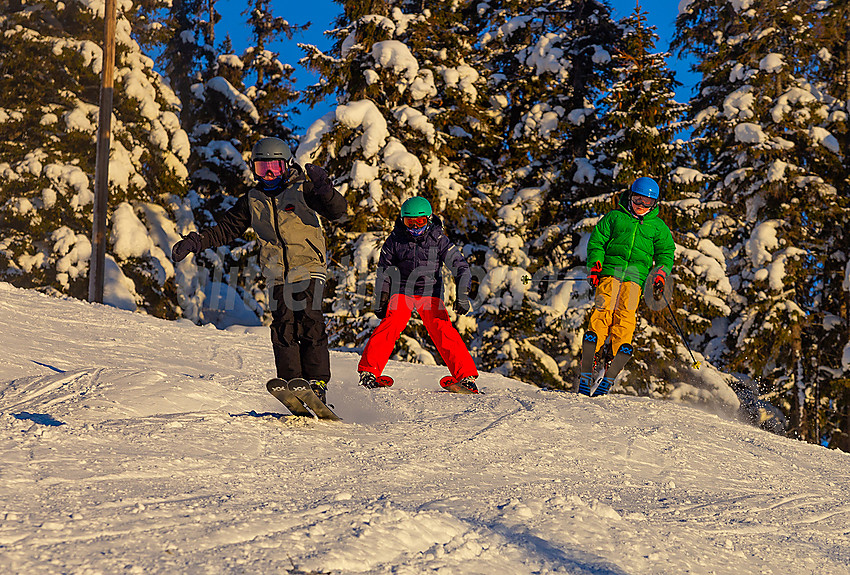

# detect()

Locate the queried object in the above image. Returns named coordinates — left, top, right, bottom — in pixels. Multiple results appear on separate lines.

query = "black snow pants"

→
left=270, top=279, right=330, bottom=382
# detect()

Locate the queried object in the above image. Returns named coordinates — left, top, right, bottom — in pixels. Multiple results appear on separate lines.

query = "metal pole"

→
left=662, top=292, right=701, bottom=369
left=88, top=0, right=117, bottom=303
left=521, top=275, right=590, bottom=285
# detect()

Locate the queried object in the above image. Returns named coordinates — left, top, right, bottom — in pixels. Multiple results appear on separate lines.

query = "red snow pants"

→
left=358, top=294, right=478, bottom=380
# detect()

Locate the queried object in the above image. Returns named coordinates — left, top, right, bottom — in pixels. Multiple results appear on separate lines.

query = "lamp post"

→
left=88, top=0, right=117, bottom=303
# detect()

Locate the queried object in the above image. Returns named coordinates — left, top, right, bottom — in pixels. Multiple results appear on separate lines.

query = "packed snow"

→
left=1, top=283, right=849, bottom=574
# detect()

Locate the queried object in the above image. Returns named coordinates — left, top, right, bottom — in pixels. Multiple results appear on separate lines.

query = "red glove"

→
left=588, top=261, right=602, bottom=288
left=653, top=269, right=666, bottom=298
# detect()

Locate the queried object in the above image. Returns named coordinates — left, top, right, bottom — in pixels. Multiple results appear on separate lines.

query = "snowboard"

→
left=440, top=375, right=479, bottom=394
left=266, top=378, right=341, bottom=421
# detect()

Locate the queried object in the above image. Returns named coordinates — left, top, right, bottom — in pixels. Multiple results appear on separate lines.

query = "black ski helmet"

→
left=251, top=137, right=293, bottom=172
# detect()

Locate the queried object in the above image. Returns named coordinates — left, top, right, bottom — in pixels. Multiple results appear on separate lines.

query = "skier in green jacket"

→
left=578, top=176, right=675, bottom=396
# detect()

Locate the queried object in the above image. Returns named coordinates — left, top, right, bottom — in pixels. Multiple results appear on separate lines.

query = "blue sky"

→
left=218, top=0, right=698, bottom=132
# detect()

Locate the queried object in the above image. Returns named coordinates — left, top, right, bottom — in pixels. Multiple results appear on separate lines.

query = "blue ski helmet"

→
left=630, top=177, right=660, bottom=200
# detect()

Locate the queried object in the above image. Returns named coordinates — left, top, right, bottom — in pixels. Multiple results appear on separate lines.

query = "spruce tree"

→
left=0, top=0, right=192, bottom=317
left=797, top=0, right=850, bottom=447
left=243, top=0, right=305, bottom=139
left=468, top=0, right=620, bottom=387
left=674, top=0, right=849, bottom=442
left=154, top=0, right=304, bottom=326
left=586, top=5, right=727, bottom=400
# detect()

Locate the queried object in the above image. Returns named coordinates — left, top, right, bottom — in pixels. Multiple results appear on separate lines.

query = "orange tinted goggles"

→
left=403, top=216, right=429, bottom=228
left=631, top=194, right=657, bottom=208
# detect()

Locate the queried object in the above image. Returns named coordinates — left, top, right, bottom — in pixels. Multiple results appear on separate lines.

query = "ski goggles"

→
left=403, top=216, right=429, bottom=229
left=630, top=193, right=657, bottom=209
left=254, top=159, right=288, bottom=180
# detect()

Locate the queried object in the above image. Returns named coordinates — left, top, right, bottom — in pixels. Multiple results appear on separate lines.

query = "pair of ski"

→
left=366, top=375, right=478, bottom=394
left=578, top=332, right=632, bottom=396
left=266, top=378, right=341, bottom=421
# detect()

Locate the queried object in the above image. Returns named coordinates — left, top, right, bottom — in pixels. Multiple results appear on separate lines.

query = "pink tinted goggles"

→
left=254, top=159, right=287, bottom=180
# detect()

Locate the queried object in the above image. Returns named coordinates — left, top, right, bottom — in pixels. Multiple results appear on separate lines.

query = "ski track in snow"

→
left=0, top=284, right=849, bottom=574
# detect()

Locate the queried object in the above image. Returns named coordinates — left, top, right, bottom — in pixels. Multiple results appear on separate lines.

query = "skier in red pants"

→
left=358, top=197, right=479, bottom=392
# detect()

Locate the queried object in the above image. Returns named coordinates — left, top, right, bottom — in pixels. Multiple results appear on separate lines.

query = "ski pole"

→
left=521, top=275, right=589, bottom=285
left=662, top=291, right=701, bottom=369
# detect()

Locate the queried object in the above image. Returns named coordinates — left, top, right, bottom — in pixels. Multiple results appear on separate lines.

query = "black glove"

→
left=375, top=292, right=390, bottom=319
left=454, top=297, right=471, bottom=315
left=171, top=232, right=203, bottom=263
left=305, top=163, right=333, bottom=200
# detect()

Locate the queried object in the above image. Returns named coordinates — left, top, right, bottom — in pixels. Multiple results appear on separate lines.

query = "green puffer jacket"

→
left=586, top=192, right=675, bottom=288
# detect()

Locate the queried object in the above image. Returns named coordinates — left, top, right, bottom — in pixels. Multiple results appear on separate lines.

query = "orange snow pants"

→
left=358, top=294, right=478, bottom=381
left=589, top=276, right=642, bottom=355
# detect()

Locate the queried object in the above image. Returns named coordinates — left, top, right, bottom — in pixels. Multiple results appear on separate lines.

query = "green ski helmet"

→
left=400, top=196, right=432, bottom=218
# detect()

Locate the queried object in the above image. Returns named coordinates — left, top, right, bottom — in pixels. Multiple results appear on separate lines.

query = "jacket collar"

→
left=259, top=166, right=306, bottom=198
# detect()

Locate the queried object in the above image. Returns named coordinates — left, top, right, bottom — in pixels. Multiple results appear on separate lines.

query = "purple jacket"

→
left=377, top=216, right=471, bottom=300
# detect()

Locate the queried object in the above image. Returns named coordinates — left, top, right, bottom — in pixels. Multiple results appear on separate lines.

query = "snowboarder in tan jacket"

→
left=171, top=137, right=347, bottom=404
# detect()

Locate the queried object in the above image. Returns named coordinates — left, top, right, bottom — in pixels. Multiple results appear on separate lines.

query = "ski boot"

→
left=310, top=379, right=330, bottom=405
left=359, top=371, right=379, bottom=389
left=359, top=371, right=394, bottom=389
left=456, top=376, right=479, bottom=393
left=577, top=331, right=598, bottom=395
left=592, top=341, right=613, bottom=373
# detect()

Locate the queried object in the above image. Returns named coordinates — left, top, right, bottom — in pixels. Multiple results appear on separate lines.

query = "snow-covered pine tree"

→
left=242, top=0, right=304, bottom=139
left=190, top=0, right=308, bottom=326
left=145, top=0, right=215, bottom=127
left=793, top=0, right=850, bottom=446
left=808, top=0, right=849, bottom=158
left=468, top=1, right=620, bottom=388
left=674, top=0, right=847, bottom=442
left=0, top=0, right=192, bottom=317
left=297, top=1, right=494, bottom=364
